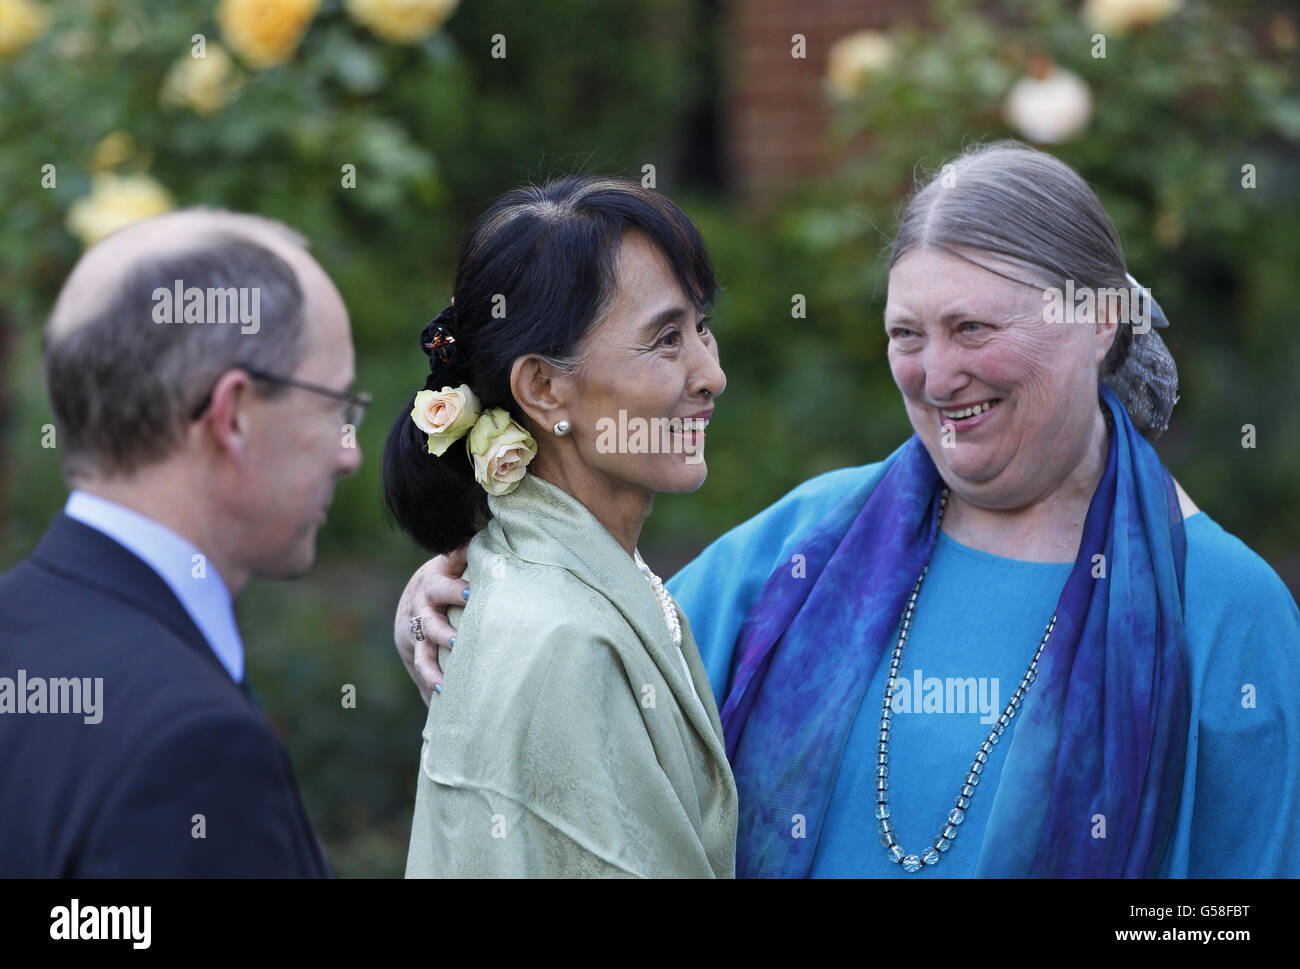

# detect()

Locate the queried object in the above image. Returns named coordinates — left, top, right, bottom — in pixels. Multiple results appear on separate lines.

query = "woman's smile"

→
left=937, top=397, right=1003, bottom=432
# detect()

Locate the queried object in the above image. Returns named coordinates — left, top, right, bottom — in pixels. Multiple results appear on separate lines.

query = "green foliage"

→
left=0, top=0, right=708, bottom=877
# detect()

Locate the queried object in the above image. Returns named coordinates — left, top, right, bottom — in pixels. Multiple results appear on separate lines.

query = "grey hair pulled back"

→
left=888, top=140, right=1178, bottom=439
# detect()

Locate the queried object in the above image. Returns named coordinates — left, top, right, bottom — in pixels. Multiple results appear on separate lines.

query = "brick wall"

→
left=726, top=0, right=921, bottom=200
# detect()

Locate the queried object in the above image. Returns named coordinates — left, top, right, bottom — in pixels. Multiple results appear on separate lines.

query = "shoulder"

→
left=1181, top=513, right=1300, bottom=691
left=681, top=458, right=893, bottom=574
left=456, top=532, right=633, bottom=681
left=1183, top=513, right=1296, bottom=612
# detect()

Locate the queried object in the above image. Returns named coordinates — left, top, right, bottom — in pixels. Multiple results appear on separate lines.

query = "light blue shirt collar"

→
left=64, top=490, right=245, bottom=683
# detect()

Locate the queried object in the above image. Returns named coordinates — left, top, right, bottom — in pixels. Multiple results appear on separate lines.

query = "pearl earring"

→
left=553, top=419, right=571, bottom=436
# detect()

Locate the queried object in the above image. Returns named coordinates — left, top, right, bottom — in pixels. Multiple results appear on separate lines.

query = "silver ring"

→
left=409, top=616, right=425, bottom=642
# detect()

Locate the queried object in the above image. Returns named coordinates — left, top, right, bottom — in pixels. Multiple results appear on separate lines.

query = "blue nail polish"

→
left=449, top=637, right=456, bottom=648
left=434, top=683, right=442, bottom=695
left=462, top=589, right=470, bottom=601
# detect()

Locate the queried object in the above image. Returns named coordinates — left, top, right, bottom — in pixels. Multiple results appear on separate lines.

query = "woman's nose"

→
left=922, top=340, right=967, bottom=402
left=689, top=338, right=726, bottom=399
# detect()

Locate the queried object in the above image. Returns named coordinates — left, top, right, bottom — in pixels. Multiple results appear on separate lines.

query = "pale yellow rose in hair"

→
left=1083, top=0, right=1180, bottom=37
left=161, top=44, right=245, bottom=115
left=825, top=30, right=892, bottom=101
left=0, top=0, right=49, bottom=60
left=346, top=0, right=459, bottom=45
left=66, top=173, right=174, bottom=248
left=411, top=384, right=481, bottom=456
left=219, top=0, right=319, bottom=70
left=467, top=408, right=538, bottom=497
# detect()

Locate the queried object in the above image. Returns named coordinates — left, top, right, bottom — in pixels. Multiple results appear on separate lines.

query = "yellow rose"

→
left=218, top=0, right=319, bottom=70
left=345, top=0, right=459, bottom=45
left=825, top=30, right=892, bottom=101
left=90, top=131, right=136, bottom=172
left=161, top=44, right=244, bottom=115
left=467, top=408, right=537, bottom=497
left=0, top=0, right=49, bottom=60
left=66, top=173, right=174, bottom=248
left=412, top=384, right=481, bottom=456
left=1082, top=0, right=1180, bottom=37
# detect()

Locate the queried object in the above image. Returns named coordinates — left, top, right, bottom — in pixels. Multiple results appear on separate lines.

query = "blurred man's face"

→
left=238, top=252, right=362, bottom=578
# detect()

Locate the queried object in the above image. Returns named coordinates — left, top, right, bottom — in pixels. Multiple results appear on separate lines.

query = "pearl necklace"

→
left=877, top=488, right=1056, bottom=872
left=633, top=550, right=682, bottom=649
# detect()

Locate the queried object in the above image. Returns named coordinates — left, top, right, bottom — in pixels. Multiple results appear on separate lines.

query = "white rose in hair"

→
left=411, top=384, right=481, bottom=456
left=467, top=408, right=538, bottom=496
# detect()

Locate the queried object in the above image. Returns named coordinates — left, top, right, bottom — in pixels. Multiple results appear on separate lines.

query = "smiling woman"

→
left=383, top=175, right=736, bottom=877
left=396, top=144, right=1300, bottom=879
left=665, top=141, right=1300, bottom=877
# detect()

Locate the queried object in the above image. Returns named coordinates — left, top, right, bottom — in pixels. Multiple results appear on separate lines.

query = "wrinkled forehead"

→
left=46, top=209, right=312, bottom=341
left=886, top=246, right=1051, bottom=323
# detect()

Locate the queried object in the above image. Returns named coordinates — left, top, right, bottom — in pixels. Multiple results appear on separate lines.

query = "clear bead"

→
left=902, top=854, right=922, bottom=873
left=888, top=844, right=904, bottom=863
left=921, top=847, right=940, bottom=865
left=875, top=804, right=890, bottom=820
left=948, top=807, right=965, bottom=825
left=955, top=795, right=971, bottom=810
left=942, top=824, right=958, bottom=839
left=960, top=784, right=975, bottom=797
left=935, top=837, right=951, bottom=852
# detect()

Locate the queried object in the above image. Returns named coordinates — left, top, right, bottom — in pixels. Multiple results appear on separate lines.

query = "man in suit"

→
left=0, top=209, right=365, bottom=875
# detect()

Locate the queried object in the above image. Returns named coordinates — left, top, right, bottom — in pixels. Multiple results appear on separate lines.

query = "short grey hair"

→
left=44, top=235, right=306, bottom=480
left=889, top=139, right=1178, bottom=438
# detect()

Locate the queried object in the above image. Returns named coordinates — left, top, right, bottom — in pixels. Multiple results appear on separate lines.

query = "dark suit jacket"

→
left=0, top=514, right=332, bottom=877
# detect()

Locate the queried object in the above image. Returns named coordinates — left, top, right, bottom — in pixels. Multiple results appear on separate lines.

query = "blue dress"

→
left=667, top=462, right=1300, bottom=877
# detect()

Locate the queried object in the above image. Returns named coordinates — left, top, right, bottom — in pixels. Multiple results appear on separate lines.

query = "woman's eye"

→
left=890, top=327, right=917, bottom=340
left=658, top=329, right=681, bottom=347
left=959, top=321, right=985, bottom=333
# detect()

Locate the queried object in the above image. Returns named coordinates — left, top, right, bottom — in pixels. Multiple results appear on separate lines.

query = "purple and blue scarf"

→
left=720, top=386, right=1189, bottom=876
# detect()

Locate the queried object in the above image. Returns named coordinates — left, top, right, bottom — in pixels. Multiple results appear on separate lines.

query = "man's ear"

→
left=510, top=355, right=572, bottom=435
left=199, top=369, right=255, bottom=463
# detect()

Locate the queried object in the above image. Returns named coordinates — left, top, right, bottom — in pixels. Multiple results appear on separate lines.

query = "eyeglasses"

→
left=190, top=367, right=373, bottom=429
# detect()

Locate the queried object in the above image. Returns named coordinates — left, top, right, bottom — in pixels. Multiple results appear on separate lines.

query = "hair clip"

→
left=423, top=325, right=457, bottom=364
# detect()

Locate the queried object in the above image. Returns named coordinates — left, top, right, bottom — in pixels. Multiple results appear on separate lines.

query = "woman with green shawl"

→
left=381, top=176, right=737, bottom=877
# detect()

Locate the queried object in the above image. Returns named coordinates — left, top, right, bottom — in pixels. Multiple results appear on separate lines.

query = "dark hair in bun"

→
left=381, top=174, right=718, bottom=553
